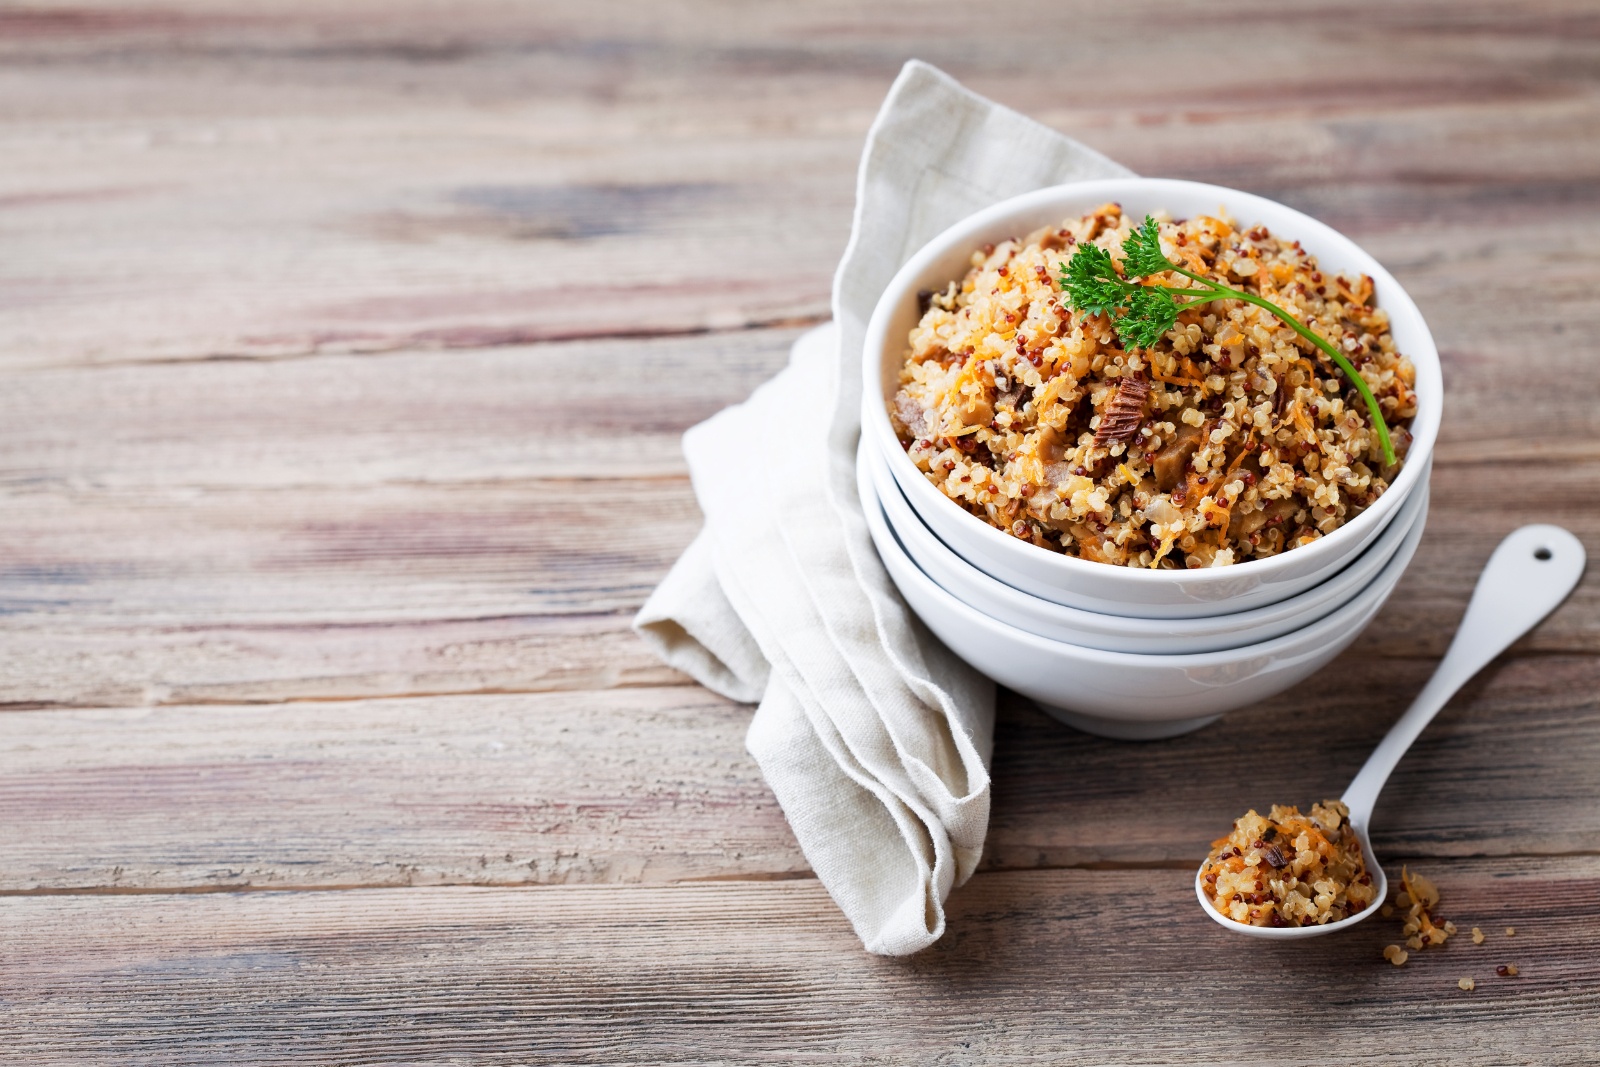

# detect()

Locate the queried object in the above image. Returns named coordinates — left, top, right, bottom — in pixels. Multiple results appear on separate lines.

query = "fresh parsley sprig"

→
left=1057, top=216, right=1396, bottom=465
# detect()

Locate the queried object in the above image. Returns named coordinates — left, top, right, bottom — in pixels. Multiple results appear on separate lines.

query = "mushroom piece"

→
left=1151, top=422, right=1204, bottom=491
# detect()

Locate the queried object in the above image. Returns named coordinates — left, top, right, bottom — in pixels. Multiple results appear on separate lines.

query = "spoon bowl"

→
left=1197, top=524, right=1586, bottom=938
left=1195, top=821, right=1387, bottom=939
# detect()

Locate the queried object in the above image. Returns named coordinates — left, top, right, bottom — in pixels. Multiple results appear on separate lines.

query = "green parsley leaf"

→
left=1117, top=286, right=1180, bottom=349
left=1119, top=215, right=1177, bottom=279
left=1056, top=242, right=1128, bottom=317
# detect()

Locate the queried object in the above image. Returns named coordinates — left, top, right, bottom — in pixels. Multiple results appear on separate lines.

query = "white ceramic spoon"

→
left=1197, top=524, right=1587, bottom=938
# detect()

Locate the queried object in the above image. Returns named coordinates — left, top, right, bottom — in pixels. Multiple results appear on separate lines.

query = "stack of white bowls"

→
left=858, top=179, right=1442, bottom=740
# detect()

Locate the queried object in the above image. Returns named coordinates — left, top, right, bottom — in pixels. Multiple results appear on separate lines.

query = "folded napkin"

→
left=635, top=60, right=1133, bottom=955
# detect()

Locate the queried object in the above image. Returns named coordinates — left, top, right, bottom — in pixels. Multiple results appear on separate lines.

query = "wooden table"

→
left=4, top=3, right=1599, bottom=1062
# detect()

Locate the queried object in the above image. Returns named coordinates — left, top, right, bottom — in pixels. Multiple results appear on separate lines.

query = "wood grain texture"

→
left=4, top=451, right=1599, bottom=709
left=0, top=686, right=801, bottom=891
left=4, top=659, right=1597, bottom=892
left=4, top=0, right=1600, bottom=1060
left=1, top=1, right=1599, bottom=368
left=2, top=329, right=1600, bottom=711
left=0, top=612, right=690, bottom=711
left=4, top=861, right=1598, bottom=1065
left=0, top=329, right=799, bottom=490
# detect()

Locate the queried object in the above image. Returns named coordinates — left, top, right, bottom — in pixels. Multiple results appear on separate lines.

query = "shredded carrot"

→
left=1334, top=274, right=1373, bottom=307
left=1034, top=374, right=1070, bottom=412
left=1149, top=530, right=1179, bottom=569
left=1291, top=403, right=1328, bottom=457
left=1151, top=369, right=1206, bottom=389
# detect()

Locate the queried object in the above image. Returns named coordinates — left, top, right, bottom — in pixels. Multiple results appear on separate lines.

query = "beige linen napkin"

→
left=635, top=60, right=1132, bottom=955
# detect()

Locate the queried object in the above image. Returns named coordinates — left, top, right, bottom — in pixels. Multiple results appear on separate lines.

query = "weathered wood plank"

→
left=9, top=494, right=1591, bottom=710
left=3, top=860, right=1597, bottom=1065
left=0, top=686, right=803, bottom=891
left=2, top=448, right=1595, bottom=689
left=0, top=478, right=702, bottom=620
left=0, top=329, right=799, bottom=491
left=4, top=654, right=1596, bottom=892
left=0, top=612, right=690, bottom=711
left=6, top=450, right=1597, bottom=700
left=2, top=2, right=1599, bottom=367
left=988, top=656, right=1600, bottom=870
left=0, top=319, right=1597, bottom=709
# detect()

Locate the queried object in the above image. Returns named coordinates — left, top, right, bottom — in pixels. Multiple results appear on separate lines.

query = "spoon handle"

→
left=1341, top=524, right=1586, bottom=827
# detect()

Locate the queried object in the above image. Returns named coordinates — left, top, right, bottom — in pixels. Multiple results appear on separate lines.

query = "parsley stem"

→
left=1157, top=267, right=1396, bottom=466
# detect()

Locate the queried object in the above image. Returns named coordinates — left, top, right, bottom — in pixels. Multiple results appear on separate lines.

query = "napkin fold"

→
left=635, top=60, right=1133, bottom=955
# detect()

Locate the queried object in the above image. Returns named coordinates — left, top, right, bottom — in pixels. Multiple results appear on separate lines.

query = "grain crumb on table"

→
left=1472, top=926, right=1485, bottom=944
left=1395, top=868, right=1450, bottom=950
left=1459, top=977, right=1476, bottom=991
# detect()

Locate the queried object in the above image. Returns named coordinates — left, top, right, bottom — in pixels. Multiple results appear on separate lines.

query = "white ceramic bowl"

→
left=863, top=177, right=1441, bottom=619
left=857, top=441, right=1428, bottom=740
left=868, top=440, right=1430, bottom=655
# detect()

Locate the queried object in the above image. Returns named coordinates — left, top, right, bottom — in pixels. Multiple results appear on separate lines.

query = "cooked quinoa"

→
left=1383, top=867, right=1459, bottom=963
left=1394, top=866, right=1454, bottom=950
left=1200, top=800, right=1376, bottom=927
left=890, top=203, right=1418, bottom=568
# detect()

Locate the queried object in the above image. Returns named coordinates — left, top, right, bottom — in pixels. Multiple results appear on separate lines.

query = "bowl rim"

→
left=857, top=438, right=1428, bottom=667
left=861, top=176, right=1442, bottom=590
left=866, top=436, right=1430, bottom=639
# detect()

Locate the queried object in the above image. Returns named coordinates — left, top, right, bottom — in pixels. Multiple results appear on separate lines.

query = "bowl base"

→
left=1035, top=705, right=1222, bottom=741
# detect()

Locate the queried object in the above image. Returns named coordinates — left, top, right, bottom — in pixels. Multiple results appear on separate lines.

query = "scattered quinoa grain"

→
left=1383, top=945, right=1408, bottom=966
left=1496, top=964, right=1519, bottom=977
left=1472, top=927, right=1484, bottom=944
left=1381, top=904, right=1394, bottom=918
left=1391, top=867, right=1450, bottom=952
left=1459, top=977, right=1476, bottom=991
left=1505, top=927, right=1516, bottom=937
